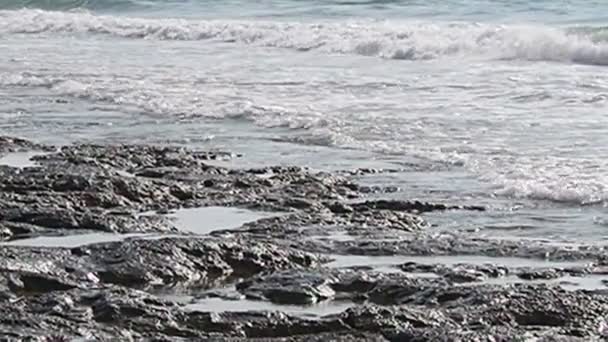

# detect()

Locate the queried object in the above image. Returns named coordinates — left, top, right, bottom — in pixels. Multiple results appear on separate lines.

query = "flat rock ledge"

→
left=0, top=136, right=607, bottom=341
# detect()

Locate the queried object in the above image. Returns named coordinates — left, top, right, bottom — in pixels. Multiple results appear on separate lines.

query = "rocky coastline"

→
left=0, top=136, right=607, bottom=341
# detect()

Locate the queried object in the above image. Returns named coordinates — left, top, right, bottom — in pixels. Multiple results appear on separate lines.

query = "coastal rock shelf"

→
left=0, top=136, right=607, bottom=340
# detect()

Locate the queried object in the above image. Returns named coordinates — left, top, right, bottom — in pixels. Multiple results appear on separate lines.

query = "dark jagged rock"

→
left=237, top=271, right=337, bottom=304
left=183, top=310, right=348, bottom=338
left=84, top=237, right=321, bottom=287
left=517, top=269, right=563, bottom=280
left=313, top=232, right=606, bottom=262
left=7, top=272, right=77, bottom=293
left=0, top=137, right=606, bottom=340
left=1, top=280, right=607, bottom=340
left=337, top=305, right=454, bottom=332
left=1, top=138, right=481, bottom=240
left=0, top=236, right=321, bottom=297
left=398, top=262, right=509, bottom=283
left=0, top=136, right=50, bottom=153
left=241, top=332, right=389, bottom=341
left=351, top=199, right=485, bottom=213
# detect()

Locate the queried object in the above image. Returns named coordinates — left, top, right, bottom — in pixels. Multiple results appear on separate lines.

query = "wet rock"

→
left=468, top=285, right=608, bottom=336
left=399, top=262, right=436, bottom=273
left=43, top=144, right=230, bottom=171
left=0, top=235, right=321, bottom=296
left=441, top=267, right=487, bottom=283
left=243, top=332, right=389, bottom=341
left=340, top=305, right=453, bottom=331
left=1, top=137, right=606, bottom=340
left=0, top=254, right=607, bottom=339
left=326, top=202, right=354, bottom=214
left=351, top=199, right=484, bottom=213
left=235, top=179, right=253, bottom=189
left=0, top=286, right=185, bottom=340
left=83, top=237, right=321, bottom=287
left=358, top=186, right=400, bottom=194
left=1, top=207, right=175, bottom=235
left=330, top=273, right=382, bottom=294
left=517, top=269, right=562, bottom=280
left=185, top=310, right=349, bottom=338
left=283, top=198, right=319, bottom=210
left=0, top=221, right=47, bottom=241
left=7, top=272, right=77, bottom=293
left=365, top=278, right=446, bottom=305
left=237, top=270, right=337, bottom=304
left=319, top=233, right=606, bottom=262
left=1, top=138, right=482, bottom=242
left=2, top=208, right=81, bottom=230
left=432, top=263, right=508, bottom=283
left=0, top=136, right=48, bottom=153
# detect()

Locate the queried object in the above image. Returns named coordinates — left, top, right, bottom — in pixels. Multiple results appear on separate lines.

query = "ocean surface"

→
left=1, top=0, right=607, bottom=243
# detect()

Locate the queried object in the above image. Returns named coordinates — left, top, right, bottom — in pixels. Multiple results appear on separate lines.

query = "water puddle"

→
left=306, top=230, right=406, bottom=243
left=115, top=169, right=135, bottom=178
left=168, top=206, right=275, bottom=235
left=254, top=172, right=276, bottom=180
left=0, top=151, right=46, bottom=168
left=182, top=296, right=353, bottom=318
left=326, top=254, right=603, bottom=290
left=2, top=232, right=152, bottom=248
left=481, top=275, right=607, bottom=291
left=326, top=254, right=592, bottom=272
left=306, top=231, right=356, bottom=242
left=2, top=206, right=273, bottom=248
left=154, top=284, right=353, bottom=318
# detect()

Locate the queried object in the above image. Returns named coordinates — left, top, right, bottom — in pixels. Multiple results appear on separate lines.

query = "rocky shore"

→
left=0, top=136, right=607, bottom=341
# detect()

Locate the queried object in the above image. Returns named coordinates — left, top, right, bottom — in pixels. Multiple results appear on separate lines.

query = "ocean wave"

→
left=3, top=72, right=607, bottom=207
left=1, top=9, right=608, bottom=66
left=495, top=180, right=607, bottom=206
left=0, top=0, right=143, bottom=11
left=480, top=157, right=608, bottom=206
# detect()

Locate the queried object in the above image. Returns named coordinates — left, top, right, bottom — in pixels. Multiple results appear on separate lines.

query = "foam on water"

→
left=2, top=68, right=606, bottom=207
left=494, top=178, right=608, bottom=205
left=1, top=71, right=606, bottom=207
left=2, top=10, right=608, bottom=66
left=474, top=156, right=608, bottom=206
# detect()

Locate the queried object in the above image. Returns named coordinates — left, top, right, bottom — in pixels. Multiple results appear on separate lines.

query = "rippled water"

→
left=1, top=0, right=607, bottom=242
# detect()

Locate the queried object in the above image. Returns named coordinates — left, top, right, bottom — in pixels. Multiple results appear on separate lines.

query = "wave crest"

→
left=1, top=9, right=608, bottom=66
left=495, top=180, right=607, bottom=205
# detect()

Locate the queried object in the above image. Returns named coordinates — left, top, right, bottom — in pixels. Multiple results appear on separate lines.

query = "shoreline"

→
left=0, top=136, right=607, bottom=340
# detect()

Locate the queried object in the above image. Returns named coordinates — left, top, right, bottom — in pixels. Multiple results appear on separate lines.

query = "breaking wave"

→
left=495, top=180, right=608, bottom=206
left=1, top=9, right=608, bottom=66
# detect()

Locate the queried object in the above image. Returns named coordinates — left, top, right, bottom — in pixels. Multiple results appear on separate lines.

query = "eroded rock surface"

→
left=0, top=137, right=607, bottom=340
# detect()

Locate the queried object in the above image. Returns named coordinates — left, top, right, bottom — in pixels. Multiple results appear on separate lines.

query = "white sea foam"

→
left=473, top=156, right=608, bottom=206
left=495, top=179, right=608, bottom=205
left=1, top=9, right=608, bottom=65
left=1, top=9, right=607, bottom=207
left=3, top=73, right=606, bottom=207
